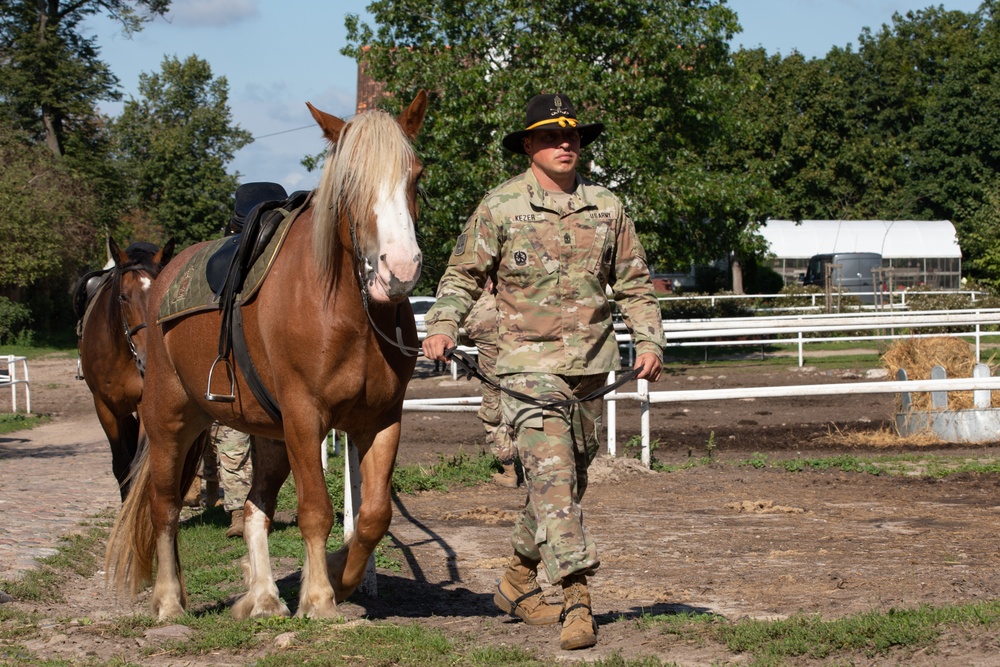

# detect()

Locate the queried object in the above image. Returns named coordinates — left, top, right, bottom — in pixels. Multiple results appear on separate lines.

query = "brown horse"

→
left=106, top=91, right=427, bottom=621
left=77, top=238, right=174, bottom=500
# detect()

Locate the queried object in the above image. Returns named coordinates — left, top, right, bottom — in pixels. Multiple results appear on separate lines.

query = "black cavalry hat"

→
left=502, top=93, right=604, bottom=155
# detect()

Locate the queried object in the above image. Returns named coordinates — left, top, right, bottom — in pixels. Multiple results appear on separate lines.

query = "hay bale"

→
left=881, top=336, right=994, bottom=411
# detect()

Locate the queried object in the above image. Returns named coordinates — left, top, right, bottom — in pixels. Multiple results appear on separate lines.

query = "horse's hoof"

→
left=153, top=600, right=185, bottom=622
left=295, top=597, right=341, bottom=619
left=232, top=593, right=290, bottom=620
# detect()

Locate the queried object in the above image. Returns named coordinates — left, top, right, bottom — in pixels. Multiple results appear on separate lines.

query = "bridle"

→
left=116, top=264, right=154, bottom=377
left=347, top=205, right=423, bottom=358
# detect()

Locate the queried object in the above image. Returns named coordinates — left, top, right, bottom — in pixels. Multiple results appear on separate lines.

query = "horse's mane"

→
left=312, top=110, right=416, bottom=279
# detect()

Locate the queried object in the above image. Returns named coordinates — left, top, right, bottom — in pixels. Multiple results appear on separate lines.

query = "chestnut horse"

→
left=77, top=238, right=174, bottom=500
left=106, top=91, right=427, bottom=621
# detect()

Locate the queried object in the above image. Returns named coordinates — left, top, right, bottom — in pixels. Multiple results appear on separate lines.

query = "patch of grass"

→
left=255, top=622, right=455, bottom=666
left=391, top=449, right=495, bottom=493
left=0, top=345, right=76, bottom=360
left=103, top=614, right=158, bottom=639
left=775, top=454, right=885, bottom=475
left=0, top=607, right=42, bottom=642
left=0, top=412, right=48, bottom=434
left=717, top=605, right=976, bottom=661
left=1, top=525, right=108, bottom=602
left=628, top=601, right=1000, bottom=665
left=734, top=451, right=1000, bottom=479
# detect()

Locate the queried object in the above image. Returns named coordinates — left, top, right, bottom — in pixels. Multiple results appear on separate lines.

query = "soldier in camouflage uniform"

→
left=462, top=283, right=519, bottom=487
left=210, top=423, right=253, bottom=538
left=423, top=93, right=665, bottom=651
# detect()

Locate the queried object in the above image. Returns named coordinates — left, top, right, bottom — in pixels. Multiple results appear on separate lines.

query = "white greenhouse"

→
left=760, top=219, right=962, bottom=289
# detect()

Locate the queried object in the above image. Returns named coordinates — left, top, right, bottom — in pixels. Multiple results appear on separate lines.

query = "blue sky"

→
left=85, top=0, right=983, bottom=194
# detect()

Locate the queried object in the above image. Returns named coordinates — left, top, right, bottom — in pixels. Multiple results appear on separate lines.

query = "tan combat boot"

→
left=493, top=553, right=562, bottom=625
left=491, top=461, right=519, bottom=488
left=182, top=475, right=202, bottom=507
left=225, top=509, right=245, bottom=539
left=560, top=573, right=597, bottom=650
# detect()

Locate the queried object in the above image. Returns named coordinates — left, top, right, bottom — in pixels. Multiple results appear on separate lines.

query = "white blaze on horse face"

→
left=140, top=276, right=152, bottom=291
left=369, top=177, right=422, bottom=302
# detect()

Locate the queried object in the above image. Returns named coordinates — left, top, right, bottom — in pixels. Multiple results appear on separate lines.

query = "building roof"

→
left=761, top=220, right=962, bottom=259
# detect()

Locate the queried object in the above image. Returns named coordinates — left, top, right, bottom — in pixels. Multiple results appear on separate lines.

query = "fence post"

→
left=606, top=371, right=617, bottom=457
left=798, top=331, right=804, bottom=368
left=639, top=379, right=650, bottom=468
left=976, top=322, right=982, bottom=362
left=344, top=440, right=377, bottom=597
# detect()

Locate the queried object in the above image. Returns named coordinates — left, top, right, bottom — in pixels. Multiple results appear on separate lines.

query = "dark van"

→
left=802, top=252, right=882, bottom=300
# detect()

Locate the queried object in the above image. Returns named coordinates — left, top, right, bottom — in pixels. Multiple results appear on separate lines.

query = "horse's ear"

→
left=108, top=237, right=128, bottom=267
left=306, top=101, right=347, bottom=144
left=398, top=90, right=428, bottom=140
left=156, top=238, right=176, bottom=266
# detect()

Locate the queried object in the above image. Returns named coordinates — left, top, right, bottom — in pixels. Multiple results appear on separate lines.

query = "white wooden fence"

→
left=624, top=308, right=1000, bottom=367
left=1, top=355, right=30, bottom=413
left=405, top=307, right=1000, bottom=468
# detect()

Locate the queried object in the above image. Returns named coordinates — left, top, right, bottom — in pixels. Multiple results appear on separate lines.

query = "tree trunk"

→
left=37, top=1, right=64, bottom=156
left=731, top=254, right=745, bottom=294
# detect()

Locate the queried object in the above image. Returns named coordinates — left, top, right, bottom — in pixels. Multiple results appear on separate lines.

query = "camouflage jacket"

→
left=426, top=168, right=665, bottom=376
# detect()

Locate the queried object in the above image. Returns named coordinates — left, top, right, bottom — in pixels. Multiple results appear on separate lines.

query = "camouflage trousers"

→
left=500, top=372, right=605, bottom=585
left=476, top=339, right=515, bottom=462
left=203, top=424, right=253, bottom=512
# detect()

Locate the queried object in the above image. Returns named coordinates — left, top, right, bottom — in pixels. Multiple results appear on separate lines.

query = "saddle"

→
left=73, top=269, right=110, bottom=321
left=206, top=183, right=310, bottom=420
left=206, top=182, right=291, bottom=295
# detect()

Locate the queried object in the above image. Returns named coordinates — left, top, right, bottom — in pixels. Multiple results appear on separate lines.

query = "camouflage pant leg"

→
left=212, top=424, right=253, bottom=512
left=500, top=373, right=605, bottom=585
left=476, top=340, right=516, bottom=462
left=202, top=434, right=219, bottom=485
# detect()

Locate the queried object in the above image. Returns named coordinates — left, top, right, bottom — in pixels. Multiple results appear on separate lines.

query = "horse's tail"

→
left=105, top=431, right=155, bottom=598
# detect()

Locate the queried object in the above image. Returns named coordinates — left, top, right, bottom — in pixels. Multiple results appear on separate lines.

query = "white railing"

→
left=405, top=308, right=1000, bottom=469
left=613, top=308, right=1000, bottom=367
left=0, top=355, right=30, bottom=413
left=657, top=289, right=988, bottom=310
left=605, top=373, right=1000, bottom=469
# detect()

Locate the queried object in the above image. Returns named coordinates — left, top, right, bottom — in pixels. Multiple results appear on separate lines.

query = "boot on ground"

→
left=493, top=553, right=561, bottom=625
left=182, top=475, right=202, bottom=507
left=491, top=461, right=519, bottom=488
left=560, top=573, right=597, bottom=650
left=225, top=509, right=245, bottom=539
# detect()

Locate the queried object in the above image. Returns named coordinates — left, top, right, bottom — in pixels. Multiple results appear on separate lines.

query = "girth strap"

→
left=232, top=303, right=282, bottom=423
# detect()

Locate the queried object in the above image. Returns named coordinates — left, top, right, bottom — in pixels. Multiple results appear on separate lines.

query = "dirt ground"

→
left=5, top=353, right=1000, bottom=666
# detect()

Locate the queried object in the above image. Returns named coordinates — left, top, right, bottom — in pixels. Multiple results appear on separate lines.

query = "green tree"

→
left=0, top=0, right=169, bottom=158
left=0, top=126, right=98, bottom=289
left=111, top=55, right=253, bottom=246
left=344, top=0, right=774, bottom=290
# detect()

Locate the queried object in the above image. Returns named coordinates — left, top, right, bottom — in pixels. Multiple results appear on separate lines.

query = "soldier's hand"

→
left=422, top=334, right=456, bottom=362
left=634, top=352, right=662, bottom=382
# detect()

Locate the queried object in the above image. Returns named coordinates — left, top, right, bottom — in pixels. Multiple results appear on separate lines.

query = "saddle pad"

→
left=157, top=203, right=304, bottom=325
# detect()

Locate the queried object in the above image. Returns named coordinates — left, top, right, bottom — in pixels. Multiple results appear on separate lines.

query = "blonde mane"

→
left=312, top=110, right=416, bottom=278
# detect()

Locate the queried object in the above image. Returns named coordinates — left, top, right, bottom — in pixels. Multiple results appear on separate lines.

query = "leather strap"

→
left=232, top=303, right=282, bottom=422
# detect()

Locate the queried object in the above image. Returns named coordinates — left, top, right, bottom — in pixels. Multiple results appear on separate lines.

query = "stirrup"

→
left=205, top=355, right=236, bottom=403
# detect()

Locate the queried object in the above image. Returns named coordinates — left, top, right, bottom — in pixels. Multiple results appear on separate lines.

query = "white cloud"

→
left=167, top=0, right=260, bottom=28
